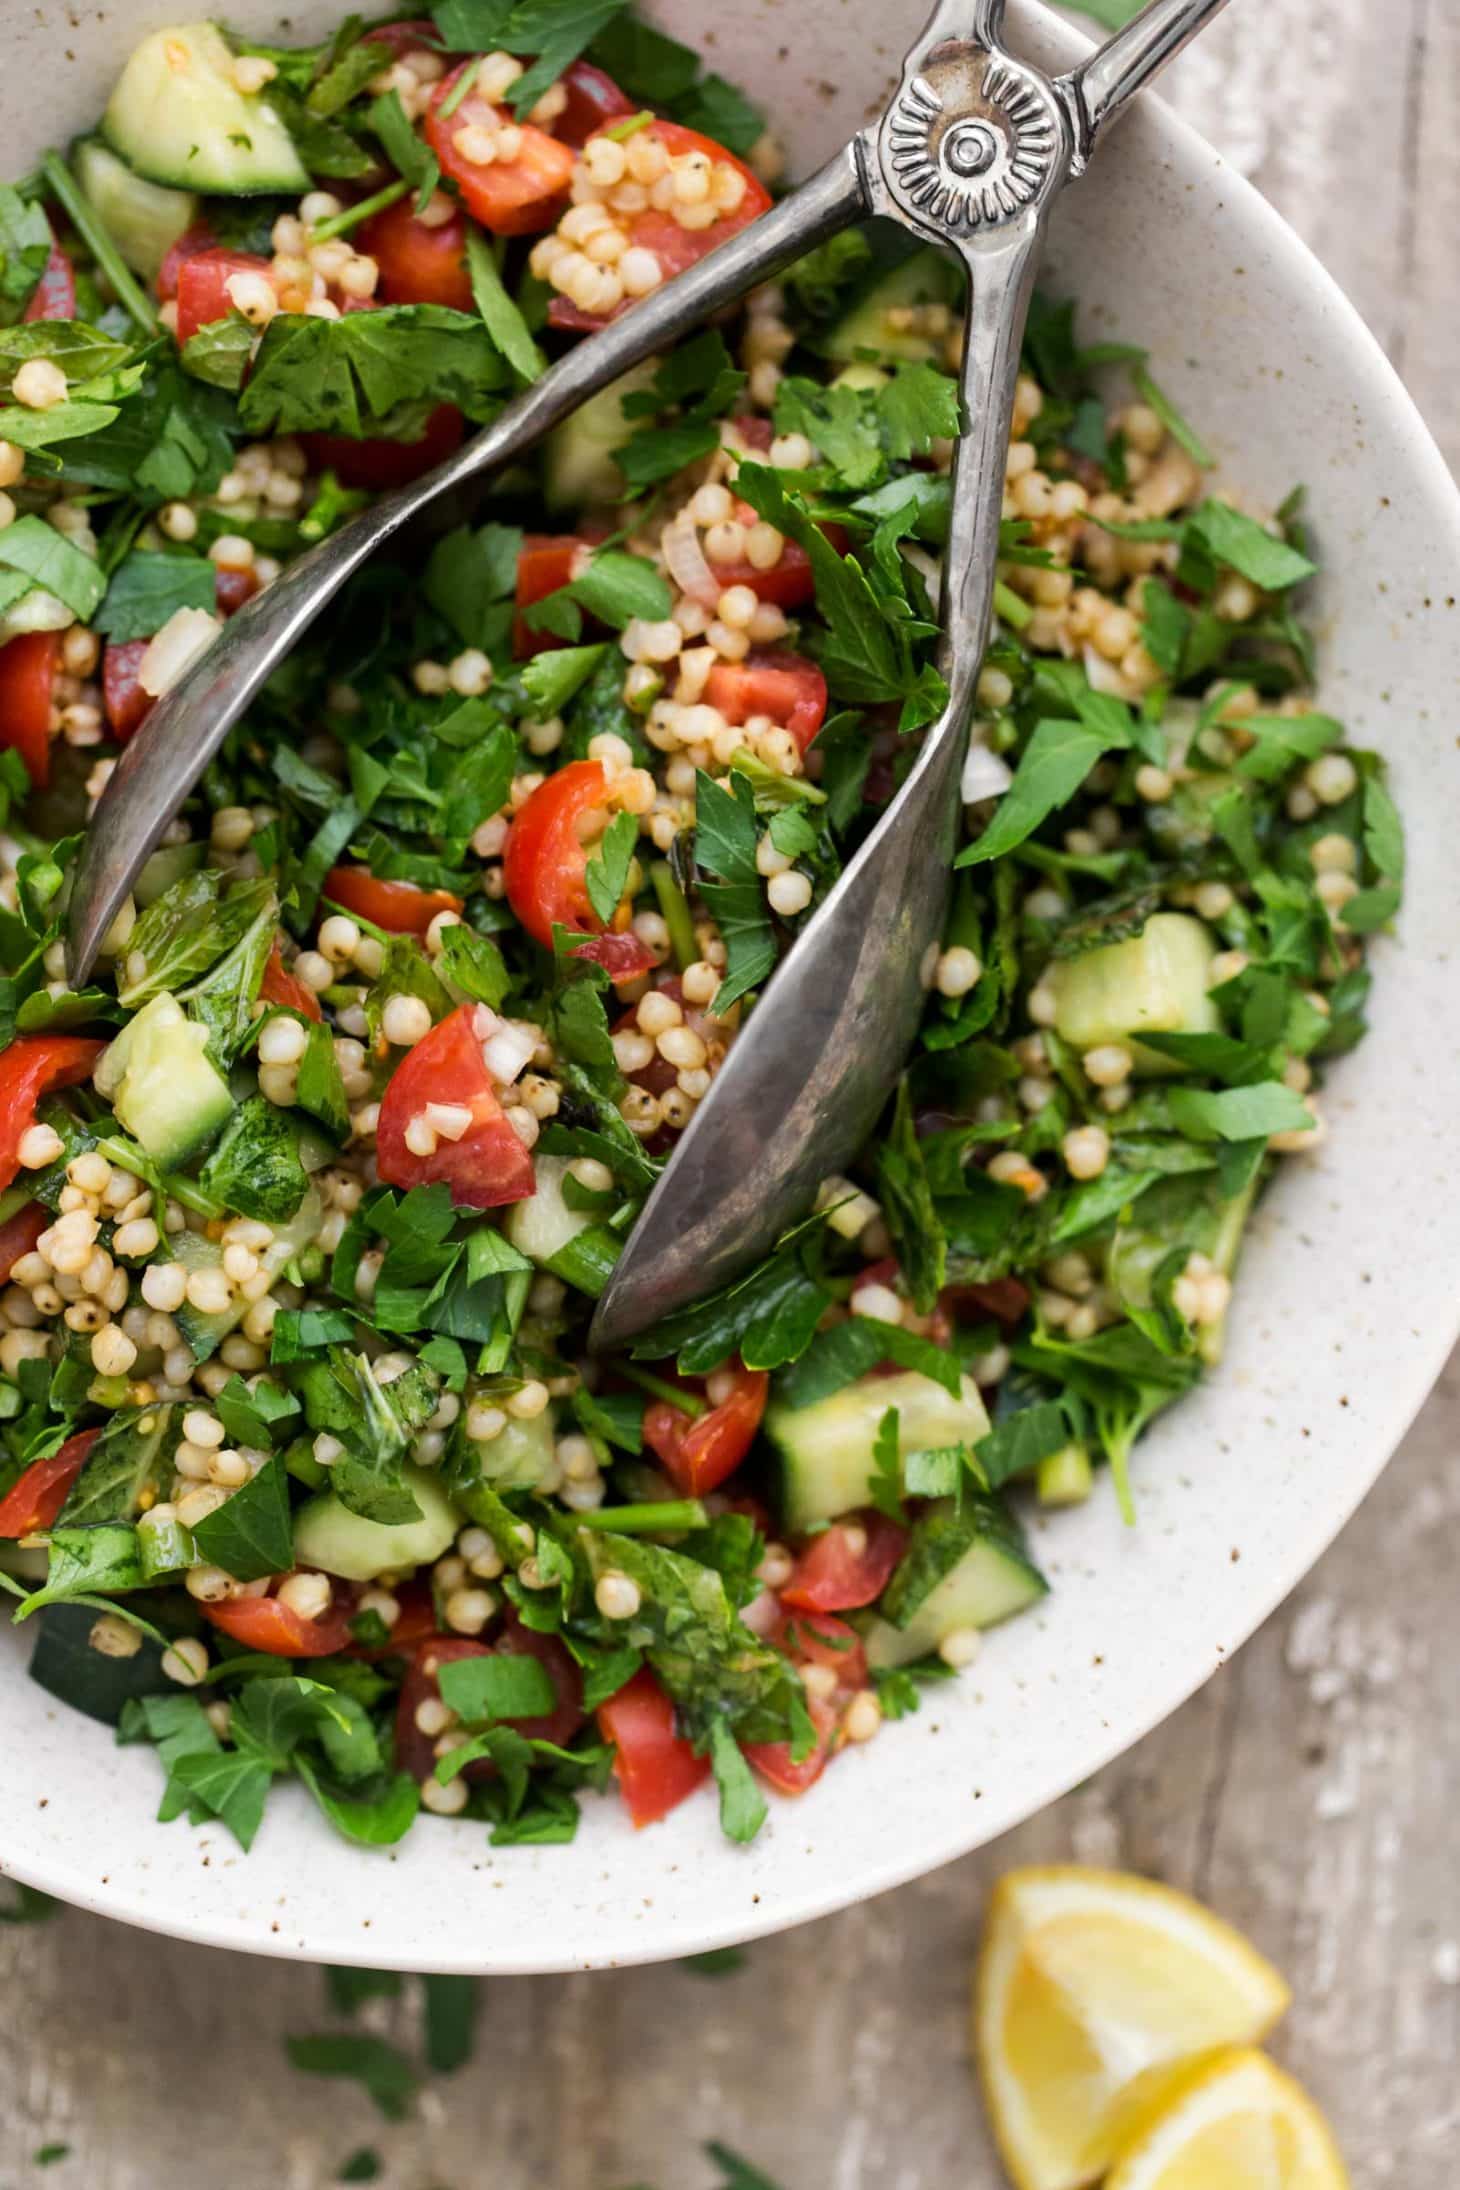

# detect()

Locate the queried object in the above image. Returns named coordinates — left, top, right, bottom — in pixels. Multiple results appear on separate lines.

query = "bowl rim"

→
left=3, top=11, right=1459, bottom=1972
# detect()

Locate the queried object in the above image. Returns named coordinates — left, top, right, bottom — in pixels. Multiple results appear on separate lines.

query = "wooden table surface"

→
left=5, top=8, right=1458, bottom=2186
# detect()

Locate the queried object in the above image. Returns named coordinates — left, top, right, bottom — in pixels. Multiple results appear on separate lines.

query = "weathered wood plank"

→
left=3, top=10, right=1455, bottom=2187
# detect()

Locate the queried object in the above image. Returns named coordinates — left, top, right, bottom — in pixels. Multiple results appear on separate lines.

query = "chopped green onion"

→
left=994, top=580, right=1032, bottom=630
left=435, top=55, right=480, bottom=120
left=604, top=110, right=655, bottom=142
left=574, top=1499, right=709, bottom=1534
left=1133, top=364, right=1214, bottom=470
left=39, top=151, right=157, bottom=337
left=614, top=1362, right=707, bottom=1417
left=650, top=860, right=697, bottom=971
left=308, top=178, right=409, bottom=244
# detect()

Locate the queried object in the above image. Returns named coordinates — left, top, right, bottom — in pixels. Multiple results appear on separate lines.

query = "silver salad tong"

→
left=64, top=0, right=1233, bottom=1348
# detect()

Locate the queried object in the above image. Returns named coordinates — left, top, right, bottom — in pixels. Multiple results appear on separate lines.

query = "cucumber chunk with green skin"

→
left=824, top=249, right=962, bottom=366
left=504, top=1154, right=594, bottom=1266
left=102, top=23, right=309, bottom=195
left=293, top=1466, right=460, bottom=1580
left=172, top=1188, right=323, bottom=1361
left=768, top=1369, right=990, bottom=1535
left=448, top=1409, right=558, bottom=1502
left=133, top=843, right=205, bottom=908
left=1107, top=1169, right=1259, bottom=1367
left=543, top=362, right=657, bottom=512
left=1036, top=1442, right=1094, bottom=1507
left=864, top=1497, right=1047, bottom=1668
left=94, top=991, right=232, bottom=1167
left=1044, top=912, right=1221, bottom=1075
left=73, top=138, right=197, bottom=280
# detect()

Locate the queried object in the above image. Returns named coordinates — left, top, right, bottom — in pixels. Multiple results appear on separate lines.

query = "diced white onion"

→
left=662, top=510, right=721, bottom=609
left=481, top=1023, right=536, bottom=1086
left=138, top=607, right=222, bottom=699
left=1081, top=642, right=1131, bottom=698
left=961, top=742, right=1014, bottom=804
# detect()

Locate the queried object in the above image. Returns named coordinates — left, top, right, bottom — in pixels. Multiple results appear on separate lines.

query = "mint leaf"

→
left=0, top=513, right=106, bottom=621
left=869, top=1405, right=906, bottom=1523
left=1167, top=1081, right=1314, bottom=1141
left=465, top=224, right=544, bottom=384
left=956, top=716, right=1130, bottom=867
left=584, top=807, right=638, bottom=924
left=240, top=305, right=508, bottom=437
left=436, top=1652, right=556, bottom=1723
left=878, top=362, right=960, bottom=461
left=189, top=1453, right=294, bottom=1583
left=708, top=1719, right=768, bottom=1843
left=1186, top=499, right=1317, bottom=591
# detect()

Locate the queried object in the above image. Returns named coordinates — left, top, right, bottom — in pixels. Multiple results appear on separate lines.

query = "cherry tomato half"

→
left=101, top=639, right=152, bottom=744
left=513, top=532, right=594, bottom=656
left=0, top=1035, right=106, bottom=1191
left=502, top=758, right=612, bottom=947
left=571, top=932, right=657, bottom=983
left=704, top=651, right=828, bottom=754
left=743, top=1611, right=867, bottom=1796
left=359, top=194, right=473, bottom=310
left=322, top=868, right=463, bottom=935
left=22, top=237, right=77, bottom=322
left=174, top=248, right=272, bottom=344
left=642, top=1366, right=769, bottom=1498
left=426, top=64, right=576, bottom=236
left=597, top=1667, right=710, bottom=1826
left=376, top=1004, right=536, bottom=1209
left=547, top=120, right=770, bottom=331
left=301, top=401, right=466, bottom=491
left=259, top=939, right=324, bottom=1023
left=0, top=629, right=60, bottom=786
left=395, top=1619, right=584, bottom=1783
left=0, top=1199, right=46, bottom=1284
left=554, top=59, right=637, bottom=146
left=202, top=1582, right=357, bottom=1658
left=780, top=1512, right=907, bottom=1614
left=157, top=223, right=219, bottom=301
left=0, top=1428, right=100, bottom=1539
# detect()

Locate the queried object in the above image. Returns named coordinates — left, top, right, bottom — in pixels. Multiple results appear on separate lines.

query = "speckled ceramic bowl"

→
left=2, top=0, right=1457, bottom=1973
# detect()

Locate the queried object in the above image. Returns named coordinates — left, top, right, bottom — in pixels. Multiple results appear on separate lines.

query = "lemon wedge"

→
left=973, top=1865, right=1292, bottom=2190
left=1105, top=2048, right=1350, bottom=2190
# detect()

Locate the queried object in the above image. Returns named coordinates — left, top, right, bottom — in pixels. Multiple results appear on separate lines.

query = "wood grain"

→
left=4, top=12, right=1457, bottom=2186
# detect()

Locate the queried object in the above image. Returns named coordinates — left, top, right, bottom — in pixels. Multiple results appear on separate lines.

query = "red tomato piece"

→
left=174, top=248, right=272, bottom=344
left=547, top=120, right=771, bottom=331
left=941, top=1276, right=1032, bottom=1328
left=744, top=1610, right=866, bottom=1795
left=554, top=59, right=637, bottom=146
left=781, top=1512, right=906, bottom=1614
left=300, top=401, right=465, bottom=491
left=101, top=640, right=152, bottom=744
left=259, top=938, right=324, bottom=1023
left=642, top=1366, right=769, bottom=1498
left=348, top=1576, right=437, bottom=1659
left=360, top=194, right=473, bottom=310
left=513, top=532, right=592, bottom=656
left=395, top=1619, right=584, bottom=1783
left=597, top=1667, right=710, bottom=1826
left=323, top=867, right=464, bottom=935
left=22, top=237, right=76, bottom=323
left=705, top=651, right=828, bottom=754
left=363, top=17, right=442, bottom=55
left=376, top=1003, right=536, bottom=1209
left=0, top=1199, right=45, bottom=1283
left=0, top=1035, right=106, bottom=1191
left=0, top=629, right=60, bottom=786
left=202, top=1582, right=357, bottom=1658
left=0, top=1428, right=100, bottom=1539
left=571, top=932, right=657, bottom=983
left=426, top=65, right=576, bottom=236
left=214, top=564, right=261, bottom=617
left=502, top=758, right=611, bottom=946
left=157, top=223, right=218, bottom=302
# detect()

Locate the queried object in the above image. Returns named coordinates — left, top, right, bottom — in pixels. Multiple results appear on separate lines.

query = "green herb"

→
left=285, top=2034, right=420, bottom=2121
left=437, top=1651, right=556, bottom=1722
left=423, top=1972, right=481, bottom=2074
left=240, top=305, right=508, bottom=438
left=189, top=1454, right=294, bottom=1582
left=873, top=1082, right=945, bottom=1313
left=308, top=178, right=410, bottom=244
left=94, top=550, right=216, bottom=640
left=1166, top=1082, right=1313, bottom=1141
left=1185, top=499, right=1317, bottom=592
left=1132, top=364, right=1213, bottom=469
left=466, top=225, right=545, bottom=384
left=434, top=0, right=632, bottom=114
left=198, top=1097, right=311, bottom=1222
left=0, top=513, right=107, bottom=623
left=337, top=2152, right=382, bottom=2184
left=868, top=1405, right=906, bottom=1523
left=957, top=713, right=1133, bottom=867
left=693, top=769, right=775, bottom=1013
left=0, top=185, right=53, bottom=322
left=40, top=150, right=158, bottom=335
left=707, top=1718, right=768, bottom=1843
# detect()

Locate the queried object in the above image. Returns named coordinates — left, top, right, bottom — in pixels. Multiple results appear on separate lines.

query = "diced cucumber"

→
left=93, top=991, right=232, bottom=1167
left=1107, top=1170, right=1258, bottom=1367
left=504, top=1155, right=594, bottom=1266
left=864, top=1497, right=1047, bottom=1668
left=768, top=1368, right=990, bottom=1535
left=133, top=843, right=205, bottom=908
left=543, top=1222, right=621, bottom=1298
left=1044, top=912, right=1220, bottom=1074
left=830, top=361, right=890, bottom=392
left=1036, top=1442, right=1094, bottom=1507
left=450, top=1409, right=557, bottom=1500
left=73, top=138, right=197, bottom=281
left=137, top=1509, right=193, bottom=1580
left=543, top=362, right=657, bottom=512
left=825, top=249, right=962, bottom=366
left=292, top=1466, right=460, bottom=1581
left=172, top=1188, right=322, bottom=1361
left=102, top=23, right=309, bottom=195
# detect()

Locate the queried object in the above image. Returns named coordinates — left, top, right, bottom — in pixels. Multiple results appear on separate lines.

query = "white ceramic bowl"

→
left=3, top=0, right=1458, bottom=1973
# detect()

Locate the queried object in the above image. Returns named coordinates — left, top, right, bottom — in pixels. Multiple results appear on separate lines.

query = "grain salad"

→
left=0, top=5, right=1402, bottom=1852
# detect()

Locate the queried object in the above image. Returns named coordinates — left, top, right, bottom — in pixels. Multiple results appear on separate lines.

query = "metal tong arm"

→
left=1059, top=0, right=1234, bottom=164
left=65, top=144, right=868, bottom=984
